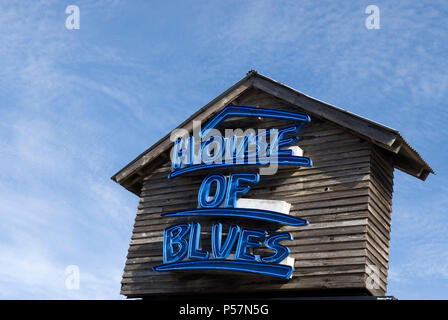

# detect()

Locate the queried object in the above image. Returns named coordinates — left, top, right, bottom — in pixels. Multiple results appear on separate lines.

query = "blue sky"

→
left=0, top=0, right=447, bottom=299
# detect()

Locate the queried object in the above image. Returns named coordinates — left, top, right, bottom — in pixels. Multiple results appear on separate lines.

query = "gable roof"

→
left=111, top=70, right=434, bottom=195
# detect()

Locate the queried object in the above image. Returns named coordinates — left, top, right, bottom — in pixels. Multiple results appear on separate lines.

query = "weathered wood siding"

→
left=121, top=89, right=394, bottom=298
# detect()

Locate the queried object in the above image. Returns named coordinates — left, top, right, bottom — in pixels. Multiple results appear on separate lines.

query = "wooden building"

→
left=112, top=71, right=433, bottom=298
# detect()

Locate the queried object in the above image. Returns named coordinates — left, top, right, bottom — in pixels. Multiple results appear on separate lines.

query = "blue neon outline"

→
left=235, top=228, right=267, bottom=262
left=161, top=208, right=309, bottom=226
left=261, top=232, right=293, bottom=264
left=169, top=105, right=312, bottom=179
left=187, top=222, right=209, bottom=260
left=200, top=105, right=311, bottom=137
left=163, top=223, right=190, bottom=264
left=197, top=174, right=227, bottom=208
left=168, top=155, right=312, bottom=179
left=211, top=223, right=241, bottom=259
left=153, top=259, right=294, bottom=279
left=171, top=137, right=190, bottom=170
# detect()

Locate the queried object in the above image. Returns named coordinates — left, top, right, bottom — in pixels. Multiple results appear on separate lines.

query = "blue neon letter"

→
left=171, top=137, right=192, bottom=169
left=225, top=173, right=260, bottom=208
left=236, top=228, right=267, bottom=262
left=188, top=222, right=209, bottom=260
left=211, top=223, right=241, bottom=259
left=163, top=223, right=190, bottom=263
left=261, top=232, right=293, bottom=263
left=198, top=174, right=227, bottom=208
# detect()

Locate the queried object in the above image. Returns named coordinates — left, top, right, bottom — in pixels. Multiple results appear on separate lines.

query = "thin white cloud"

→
left=0, top=1, right=138, bottom=299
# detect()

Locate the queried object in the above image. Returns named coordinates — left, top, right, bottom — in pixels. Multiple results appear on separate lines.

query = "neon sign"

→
left=169, top=105, right=312, bottom=178
left=153, top=106, right=312, bottom=279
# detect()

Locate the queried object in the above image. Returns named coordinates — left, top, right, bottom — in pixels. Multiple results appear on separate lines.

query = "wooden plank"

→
left=141, top=166, right=371, bottom=199
left=137, top=184, right=370, bottom=210
left=124, top=248, right=367, bottom=273
left=123, top=265, right=368, bottom=284
left=129, top=218, right=369, bottom=244
left=139, top=177, right=370, bottom=210
left=120, top=273, right=367, bottom=296
left=141, top=159, right=371, bottom=197
left=133, top=211, right=369, bottom=234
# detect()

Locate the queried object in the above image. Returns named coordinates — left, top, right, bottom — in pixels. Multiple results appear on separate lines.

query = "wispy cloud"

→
left=0, top=1, right=140, bottom=299
left=0, top=0, right=446, bottom=299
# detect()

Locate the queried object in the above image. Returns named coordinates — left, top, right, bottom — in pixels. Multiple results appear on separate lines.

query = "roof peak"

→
left=246, top=69, right=258, bottom=76
left=112, top=72, right=433, bottom=195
